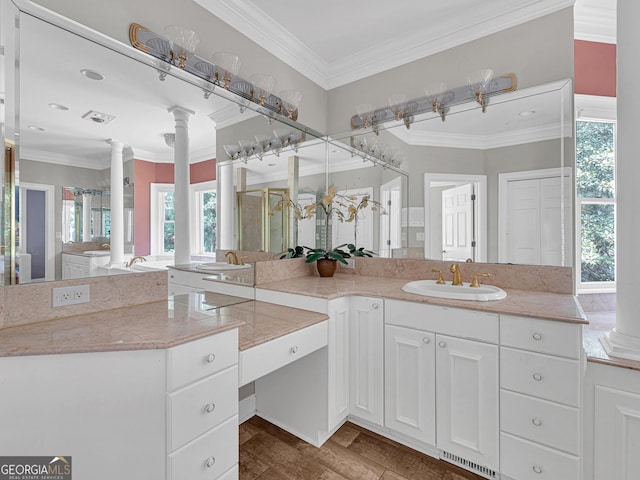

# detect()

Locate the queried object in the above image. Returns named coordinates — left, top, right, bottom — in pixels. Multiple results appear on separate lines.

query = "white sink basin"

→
left=402, top=279, right=507, bottom=302
left=195, top=262, right=251, bottom=272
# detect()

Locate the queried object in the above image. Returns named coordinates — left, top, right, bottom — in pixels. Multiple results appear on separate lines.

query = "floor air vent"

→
left=440, top=451, right=496, bottom=479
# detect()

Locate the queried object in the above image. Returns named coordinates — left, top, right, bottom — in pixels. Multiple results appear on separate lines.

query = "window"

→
left=190, top=181, right=217, bottom=256
left=576, top=120, right=616, bottom=291
left=150, top=184, right=175, bottom=255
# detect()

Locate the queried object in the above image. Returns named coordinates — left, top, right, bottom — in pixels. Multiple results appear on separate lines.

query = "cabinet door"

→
left=436, top=335, right=498, bottom=470
left=384, top=325, right=436, bottom=445
left=350, top=296, right=384, bottom=426
left=328, top=296, right=350, bottom=430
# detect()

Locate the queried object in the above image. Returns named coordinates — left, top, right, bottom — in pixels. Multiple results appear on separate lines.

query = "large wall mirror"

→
left=330, top=78, right=574, bottom=266
left=4, top=7, right=327, bottom=284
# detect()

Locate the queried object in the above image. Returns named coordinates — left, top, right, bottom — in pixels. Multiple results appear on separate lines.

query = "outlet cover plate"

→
left=52, top=285, right=90, bottom=307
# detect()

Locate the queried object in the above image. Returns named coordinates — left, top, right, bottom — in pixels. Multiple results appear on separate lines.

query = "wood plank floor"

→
left=239, top=417, right=487, bottom=480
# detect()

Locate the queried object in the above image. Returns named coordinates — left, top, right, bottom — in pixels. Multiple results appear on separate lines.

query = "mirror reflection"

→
left=330, top=79, right=573, bottom=265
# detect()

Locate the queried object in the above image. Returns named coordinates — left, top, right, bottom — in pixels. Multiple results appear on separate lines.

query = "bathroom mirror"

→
left=329, top=78, right=574, bottom=265
left=8, top=9, right=325, bottom=283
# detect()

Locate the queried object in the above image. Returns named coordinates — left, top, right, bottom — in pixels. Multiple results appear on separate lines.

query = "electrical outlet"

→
left=52, top=285, right=90, bottom=307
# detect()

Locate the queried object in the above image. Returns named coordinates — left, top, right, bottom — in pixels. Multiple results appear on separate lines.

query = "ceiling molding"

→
left=20, top=148, right=108, bottom=169
left=208, top=104, right=259, bottom=130
left=390, top=123, right=568, bottom=150
left=574, top=2, right=616, bottom=44
left=195, top=0, right=574, bottom=89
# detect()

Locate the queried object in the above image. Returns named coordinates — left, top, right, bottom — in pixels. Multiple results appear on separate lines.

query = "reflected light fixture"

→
left=211, top=51, right=242, bottom=89
left=467, top=69, right=495, bottom=113
left=279, top=90, right=303, bottom=120
left=164, top=25, right=200, bottom=69
left=250, top=73, right=276, bottom=106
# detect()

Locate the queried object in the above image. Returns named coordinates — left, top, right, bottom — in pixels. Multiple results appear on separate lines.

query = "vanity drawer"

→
left=168, top=414, right=238, bottom=480
left=385, top=299, right=498, bottom=344
left=168, top=365, right=238, bottom=451
left=239, top=320, right=328, bottom=386
left=500, top=348, right=580, bottom=407
left=500, top=315, right=582, bottom=359
left=168, top=329, right=238, bottom=390
left=500, top=433, right=579, bottom=480
left=500, top=390, right=579, bottom=455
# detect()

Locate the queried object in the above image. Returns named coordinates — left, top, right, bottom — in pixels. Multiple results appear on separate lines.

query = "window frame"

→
left=575, top=95, right=617, bottom=294
left=190, top=180, right=217, bottom=257
left=150, top=183, right=175, bottom=256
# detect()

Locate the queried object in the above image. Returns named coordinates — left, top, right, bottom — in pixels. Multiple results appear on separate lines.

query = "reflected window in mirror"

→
left=576, top=119, right=616, bottom=293
left=191, top=181, right=217, bottom=257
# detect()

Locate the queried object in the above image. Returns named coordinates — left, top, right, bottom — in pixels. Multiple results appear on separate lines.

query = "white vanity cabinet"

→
left=499, top=314, right=582, bottom=480
left=62, top=252, right=110, bottom=279
left=349, top=296, right=384, bottom=426
left=384, top=299, right=499, bottom=474
left=0, top=328, right=239, bottom=480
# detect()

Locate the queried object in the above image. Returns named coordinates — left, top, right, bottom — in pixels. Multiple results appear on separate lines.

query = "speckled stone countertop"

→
left=256, top=274, right=587, bottom=324
left=170, top=263, right=255, bottom=286
left=0, top=292, right=328, bottom=357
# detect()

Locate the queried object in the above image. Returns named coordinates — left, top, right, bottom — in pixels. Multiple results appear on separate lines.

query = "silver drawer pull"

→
left=423, top=337, right=431, bottom=344
left=532, top=332, right=542, bottom=341
left=532, top=465, right=542, bottom=474
left=206, top=353, right=216, bottom=363
left=291, top=346, right=299, bottom=354
left=205, top=403, right=216, bottom=413
left=206, top=457, right=215, bottom=468
left=532, top=372, right=543, bottom=382
left=438, top=341, right=446, bottom=348
left=532, top=417, right=543, bottom=427
left=372, top=303, right=379, bottom=310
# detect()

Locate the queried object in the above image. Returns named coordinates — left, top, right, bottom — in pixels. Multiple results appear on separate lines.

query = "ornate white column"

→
left=82, top=193, right=92, bottom=242
left=108, top=140, right=125, bottom=267
left=218, top=162, right=235, bottom=250
left=169, top=106, right=195, bottom=265
left=601, top=0, right=640, bottom=360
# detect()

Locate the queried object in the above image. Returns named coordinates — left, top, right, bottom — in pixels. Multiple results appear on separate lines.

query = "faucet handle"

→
left=431, top=269, right=445, bottom=284
left=470, top=273, right=492, bottom=288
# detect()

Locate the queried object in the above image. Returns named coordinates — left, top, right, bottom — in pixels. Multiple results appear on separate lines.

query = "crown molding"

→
left=208, top=104, right=259, bottom=130
left=575, top=94, right=616, bottom=121
left=195, top=0, right=573, bottom=90
left=574, top=2, right=616, bottom=44
left=20, top=147, right=108, bottom=169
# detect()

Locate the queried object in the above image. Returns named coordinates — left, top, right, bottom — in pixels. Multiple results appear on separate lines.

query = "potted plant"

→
left=278, top=245, right=306, bottom=259
left=347, top=243, right=377, bottom=257
left=305, top=244, right=351, bottom=277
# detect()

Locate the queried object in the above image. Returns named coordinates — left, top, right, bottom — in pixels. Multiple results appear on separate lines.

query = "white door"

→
left=505, top=179, right=540, bottom=264
left=349, top=296, right=384, bottom=426
left=441, top=183, right=474, bottom=261
left=436, top=335, right=499, bottom=470
left=380, top=177, right=403, bottom=258
left=384, top=325, right=436, bottom=446
left=297, top=193, right=317, bottom=248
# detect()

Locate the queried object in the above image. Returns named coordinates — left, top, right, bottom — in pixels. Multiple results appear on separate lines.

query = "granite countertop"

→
left=0, top=292, right=328, bottom=357
left=256, top=274, right=587, bottom=324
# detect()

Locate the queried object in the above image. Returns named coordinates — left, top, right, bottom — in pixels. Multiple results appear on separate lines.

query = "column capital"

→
left=168, top=106, right=196, bottom=120
left=106, top=139, right=125, bottom=150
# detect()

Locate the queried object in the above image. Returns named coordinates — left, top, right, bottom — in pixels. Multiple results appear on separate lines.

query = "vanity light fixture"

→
left=351, top=72, right=516, bottom=130
left=350, top=135, right=402, bottom=170
left=164, top=25, right=200, bottom=69
left=130, top=23, right=301, bottom=120
left=80, top=69, right=104, bottom=81
left=224, top=129, right=306, bottom=162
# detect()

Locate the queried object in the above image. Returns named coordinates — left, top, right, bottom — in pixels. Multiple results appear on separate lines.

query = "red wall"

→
left=133, top=158, right=216, bottom=255
left=574, top=40, right=616, bottom=97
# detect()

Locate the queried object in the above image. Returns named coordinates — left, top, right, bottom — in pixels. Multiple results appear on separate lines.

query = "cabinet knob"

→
left=206, top=457, right=216, bottom=468
left=532, top=417, right=543, bottom=427
left=206, top=353, right=216, bottom=363
left=532, top=465, right=542, bottom=474
left=532, top=372, right=543, bottom=382
left=438, top=341, right=446, bottom=348
left=423, top=337, right=431, bottom=344
left=532, top=332, right=542, bottom=341
left=372, top=303, right=379, bottom=310
left=291, top=346, right=299, bottom=354
left=205, top=403, right=216, bottom=413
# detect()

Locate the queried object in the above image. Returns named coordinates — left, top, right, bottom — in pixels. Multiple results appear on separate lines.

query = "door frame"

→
left=498, top=167, right=572, bottom=265
left=379, top=176, right=403, bottom=258
left=19, top=182, right=55, bottom=282
left=424, top=173, right=487, bottom=263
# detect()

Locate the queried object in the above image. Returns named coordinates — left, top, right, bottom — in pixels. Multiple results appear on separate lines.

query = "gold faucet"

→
left=431, top=269, right=445, bottom=284
left=450, top=264, right=463, bottom=286
left=470, top=273, right=493, bottom=288
left=225, top=250, right=240, bottom=265
left=101, top=243, right=110, bottom=250
left=126, top=256, right=147, bottom=268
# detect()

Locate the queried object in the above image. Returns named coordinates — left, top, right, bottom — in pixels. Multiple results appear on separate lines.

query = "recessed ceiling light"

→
left=80, top=69, right=104, bottom=81
left=268, top=163, right=277, bottom=167
left=48, top=103, right=69, bottom=111
left=518, top=110, right=536, bottom=117
left=27, top=125, right=45, bottom=131
left=82, top=110, right=115, bottom=124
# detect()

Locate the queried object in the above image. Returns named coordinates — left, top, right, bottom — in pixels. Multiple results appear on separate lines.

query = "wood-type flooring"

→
left=239, top=416, right=487, bottom=480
